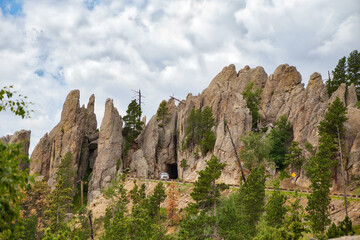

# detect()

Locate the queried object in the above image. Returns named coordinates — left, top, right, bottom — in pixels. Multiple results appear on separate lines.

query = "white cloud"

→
left=0, top=0, right=359, bottom=154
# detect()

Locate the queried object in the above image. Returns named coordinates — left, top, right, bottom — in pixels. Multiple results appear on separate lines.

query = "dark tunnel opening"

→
left=166, top=164, right=178, bottom=179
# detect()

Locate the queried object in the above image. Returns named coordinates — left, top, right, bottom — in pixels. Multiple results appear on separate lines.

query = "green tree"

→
left=264, top=180, right=287, bottom=228
left=71, top=206, right=91, bottom=240
left=347, top=50, right=360, bottom=99
left=184, top=106, right=216, bottom=155
left=318, top=97, right=349, bottom=215
left=45, top=153, right=75, bottom=235
left=242, top=82, right=262, bottom=131
left=156, top=100, right=170, bottom=128
left=56, top=152, right=75, bottom=196
left=240, top=132, right=271, bottom=171
left=148, top=182, right=166, bottom=221
left=326, top=216, right=355, bottom=239
left=45, top=178, right=72, bottom=234
left=0, top=142, right=31, bottom=239
left=268, top=115, right=292, bottom=169
left=237, top=166, right=266, bottom=238
left=318, top=97, right=348, bottom=140
left=327, top=56, right=347, bottom=96
left=122, top=99, right=144, bottom=157
left=306, top=134, right=337, bottom=238
left=285, top=141, right=305, bottom=173
left=180, top=155, right=228, bottom=240
left=0, top=86, right=32, bottom=239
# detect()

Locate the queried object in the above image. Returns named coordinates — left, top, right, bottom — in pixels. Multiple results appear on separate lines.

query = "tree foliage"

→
left=156, top=100, right=170, bottom=128
left=268, top=115, right=292, bottom=169
left=103, top=175, right=169, bottom=240
left=0, top=85, right=33, bottom=118
left=326, top=50, right=360, bottom=99
left=45, top=153, right=75, bottom=235
left=242, top=82, right=262, bottom=131
left=318, top=97, right=348, bottom=141
left=167, top=181, right=179, bottom=225
left=326, top=216, right=355, bottom=239
left=218, top=166, right=267, bottom=240
left=264, top=180, right=287, bottom=228
left=240, top=132, right=271, bottom=171
left=285, top=141, right=305, bottom=172
left=180, top=155, right=228, bottom=240
left=237, top=166, right=266, bottom=238
left=122, top=99, right=144, bottom=157
left=0, top=86, right=32, bottom=239
left=184, top=106, right=216, bottom=155
left=0, top=142, right=31, bottom=238
left=306, top=134, right=337, bottom=238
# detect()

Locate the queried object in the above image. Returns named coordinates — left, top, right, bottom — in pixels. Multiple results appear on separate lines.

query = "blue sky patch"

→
left=52, top=65, right=65, bottom=86
left=34, top=69, right=44, bottom=77
left=0, top=0, right=23, bottom=17
left=84, top=0, right=100, bottom=11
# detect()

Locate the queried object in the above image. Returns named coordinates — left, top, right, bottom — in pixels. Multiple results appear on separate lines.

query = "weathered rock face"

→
left=29, top=63, right=360, bottom=203
left=128, top=63, right=360, bottom=188
left=88, top=98, right=123, bottom=204
left=1, top=130, right=31, bottom=170
left=30, top=90, right=97, bottom=188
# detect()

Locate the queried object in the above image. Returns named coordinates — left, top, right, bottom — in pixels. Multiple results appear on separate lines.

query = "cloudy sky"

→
left=1, top=0, right=359, bottom=154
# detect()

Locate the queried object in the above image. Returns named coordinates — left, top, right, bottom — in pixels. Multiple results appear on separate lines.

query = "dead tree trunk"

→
left=337, top=126, right=348, bottom=217
left=224, top=120, right=246, bottom=183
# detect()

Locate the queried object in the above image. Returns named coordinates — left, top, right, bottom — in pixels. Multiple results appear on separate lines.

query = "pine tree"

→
left=347, top=50, right=360, bottom=99
left=264, top=180, right=287, bottom=228
left=45, top=153, right=75, bottom=235
left=285, top=141, right=305, bottom=173
left=167, top=181, right=179, bottom=225
left=306, top=134, right=337, bottom=238
left=242, top=82, right=262, bottom=131
left=318, top=97, right=349, bottom=214
left=327, top=56, right=347, bottom=96
left=56, top=152, right=75, bottom=195
left=318, top=97, right=348, bottom=140
left=181, top=155, right=228, bottom=240
left=156, top=100, right=170, bottom=128
left=122, top=99, right=144, bottom=157
left=184, top=106, right=216, bottom=155
left=148, top=182, right=166, bottom=221
left=237, top=166, right=266, bottom=238
left=45, top=178, right=72, bottom=234
left=240, top=132, right=271, bottom=171
left=268, top=115, right=292, bottom=169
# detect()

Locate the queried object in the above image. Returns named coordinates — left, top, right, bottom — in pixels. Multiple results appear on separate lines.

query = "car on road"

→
left=160, top=172, right=169, bottom=180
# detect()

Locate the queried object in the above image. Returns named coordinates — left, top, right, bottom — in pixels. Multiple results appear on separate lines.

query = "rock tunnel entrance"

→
left=166, top=164, right=178, bottom=179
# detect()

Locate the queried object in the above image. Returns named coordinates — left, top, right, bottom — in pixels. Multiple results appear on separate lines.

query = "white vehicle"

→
left=160, top=172, right=169, bottom=180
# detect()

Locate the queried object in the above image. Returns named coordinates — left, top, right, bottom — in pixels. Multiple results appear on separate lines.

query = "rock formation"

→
left=1, top=129, right=31, bottom=170
left=87, top=98, right=123, bottom=203
left=28, top=63, right=360, bottom=203
left=30, top=90, right=97, bottom=188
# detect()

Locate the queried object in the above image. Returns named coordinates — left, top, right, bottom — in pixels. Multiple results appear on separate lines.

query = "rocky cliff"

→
left=30, top=90, right=98, bottom=188
left=29, top=63, right=360, bottom=203
left=1, top=129, right=31, bottom=170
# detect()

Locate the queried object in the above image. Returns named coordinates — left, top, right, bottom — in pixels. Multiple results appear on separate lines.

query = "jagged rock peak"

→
left=30, top=90, right=97, bottom=189
left=88, top=98, right=123, bottom=204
